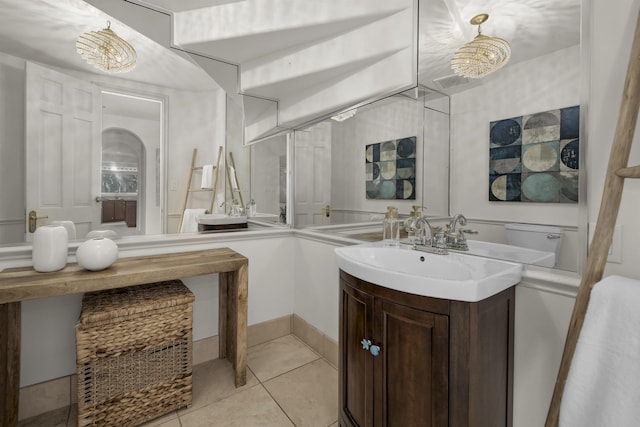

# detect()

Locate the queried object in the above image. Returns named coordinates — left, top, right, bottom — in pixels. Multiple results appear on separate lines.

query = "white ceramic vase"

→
left=86, top=229, right=118, bottom=240
left=49, top=220, right=76, bottom=241
left=76, top=237, right=118, bottom=271
left=32, top=225, right=68, bottom=272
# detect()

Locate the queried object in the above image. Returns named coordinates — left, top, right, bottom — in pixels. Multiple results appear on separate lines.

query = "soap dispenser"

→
left=383, top=206, right=400, bottom=246
left=404, top=205, right=424, bottom=244
left=246, top=199, right=257, bottom=217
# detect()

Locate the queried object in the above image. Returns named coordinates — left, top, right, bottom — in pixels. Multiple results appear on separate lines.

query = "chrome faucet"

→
left=446, top=214, right=469, bottom=251
left=409, top=216, right=433, bottom=246
left=408, top=216, right=450, bottom=254
left=448, top=214, right=467, bottom=233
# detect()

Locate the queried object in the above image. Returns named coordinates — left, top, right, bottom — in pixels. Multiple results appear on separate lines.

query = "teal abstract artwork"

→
left=489, top=106, right=579, bottom=203
left=366, top=137, right=416, bottom=200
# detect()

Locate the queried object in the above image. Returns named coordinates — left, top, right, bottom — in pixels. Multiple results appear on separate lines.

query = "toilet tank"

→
left=505, top=223, right=562, bottom=261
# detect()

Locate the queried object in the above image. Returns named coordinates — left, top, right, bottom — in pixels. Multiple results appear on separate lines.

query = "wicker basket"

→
left=76, top=280, right=195, bottom=427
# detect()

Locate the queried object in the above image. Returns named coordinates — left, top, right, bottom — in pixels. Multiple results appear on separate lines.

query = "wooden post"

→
left=234, top=262, right=248, bottom=387
left=218, top=266, right=248, bottom=388
left=545, top=8, right=640, bottom=426
left=0, top=302, right=21, bottom=427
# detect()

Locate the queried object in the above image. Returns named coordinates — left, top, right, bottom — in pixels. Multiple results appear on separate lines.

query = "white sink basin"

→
left=335, top=243, right=523, bottom=302
left=463, top=240, right=555, bottom=268
left=198, top=214, right=247, bottom=225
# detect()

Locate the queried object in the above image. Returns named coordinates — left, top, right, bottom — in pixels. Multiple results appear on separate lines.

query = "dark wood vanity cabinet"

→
left=101, top=199, right=137, bottom=227
left=339, top=270, right=515, bottom=427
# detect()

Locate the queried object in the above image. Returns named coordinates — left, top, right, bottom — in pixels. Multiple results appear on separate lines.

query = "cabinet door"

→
left=374, top=299, right=449, bottom=427
left=340, top=281, right=375, bottom=427
left=113, top=200, right=126, bottom=221
left=101, top=200, right=115, bottom=222
left=125, top=201, right=137, bottom=227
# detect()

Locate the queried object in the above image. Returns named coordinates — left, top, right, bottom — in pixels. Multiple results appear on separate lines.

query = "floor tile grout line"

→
left=258, top=382, right=298, bottom=427
left=253, top=354, right=338, bottom=385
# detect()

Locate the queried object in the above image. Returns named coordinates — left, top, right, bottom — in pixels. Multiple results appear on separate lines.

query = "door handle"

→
left=95, top=196, right=103, bottom=203
left=322, top=204, right=331, bottom=218
left=28, top=210, right=48, bottom=233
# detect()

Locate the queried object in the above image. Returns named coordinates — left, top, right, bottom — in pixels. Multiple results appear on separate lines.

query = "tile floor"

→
left=18, top=335, right=339, bottom=427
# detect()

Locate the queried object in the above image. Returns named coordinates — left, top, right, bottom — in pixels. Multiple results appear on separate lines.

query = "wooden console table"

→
left=0, top=248, right=248, bottom=427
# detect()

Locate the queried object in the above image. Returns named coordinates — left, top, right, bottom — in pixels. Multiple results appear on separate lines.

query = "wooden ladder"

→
left=545, top=8, right=640, bottom=426
left=178, top=146, right=223, bottom=232
left=226, top=151, right=245, bottom=207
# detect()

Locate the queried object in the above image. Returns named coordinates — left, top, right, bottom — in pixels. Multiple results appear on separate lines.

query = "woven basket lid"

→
left=79, top=280, right=194, bottom=325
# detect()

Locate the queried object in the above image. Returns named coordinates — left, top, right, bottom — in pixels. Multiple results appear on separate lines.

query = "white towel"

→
left=201, top=164, right=214, bottom=189
left=560, top=275, right=640, bottom=427
left=228, top=165, right=238, bottom=189
left=180, top=208, right=207, bottom=233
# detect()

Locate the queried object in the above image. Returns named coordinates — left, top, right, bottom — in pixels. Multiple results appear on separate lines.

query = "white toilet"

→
left=504, top=223, right=562, bottom=267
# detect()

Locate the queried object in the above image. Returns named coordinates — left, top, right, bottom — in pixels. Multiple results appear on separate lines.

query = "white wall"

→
left=20, top=235, right=295, bottom=387
left=450, top=45, right=581, bottom=226
left=590, top=0, right=640, bottom=279
left=513, top=284, right=575, bottom=427
left=0, top=52, right=26, bottom=244
left=293, top=237, right=341, bottom=341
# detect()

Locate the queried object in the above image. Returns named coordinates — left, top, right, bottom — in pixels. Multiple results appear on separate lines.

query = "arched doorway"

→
left=100, top=128, right=146, bottom=235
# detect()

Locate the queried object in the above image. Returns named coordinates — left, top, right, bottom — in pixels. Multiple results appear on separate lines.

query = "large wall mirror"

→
left=294, top=0, right=584, bottom=273
left=0, top=0, right=584, bottom=273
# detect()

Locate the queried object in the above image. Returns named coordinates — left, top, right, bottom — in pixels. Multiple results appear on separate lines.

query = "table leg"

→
left=218, top=273, right=229, bottom=360
left=0, top=302, right=20, bottom=427
left=234, top=263, right=248, bottom=387
left=218, top=265, right=248, bottom=387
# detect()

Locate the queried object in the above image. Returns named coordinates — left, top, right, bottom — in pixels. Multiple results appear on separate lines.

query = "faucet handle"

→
left=434, top=231, right=448, bottom=254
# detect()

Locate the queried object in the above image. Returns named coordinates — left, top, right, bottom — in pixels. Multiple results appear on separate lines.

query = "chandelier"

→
left=76, top=21, right=136, bottom=73
left=451, top=14, right=510, bottom=79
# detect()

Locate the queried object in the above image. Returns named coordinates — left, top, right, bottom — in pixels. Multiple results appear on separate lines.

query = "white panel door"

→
left=25, top=62, right=101, bottom=239
left=294, top=124, right=331, bottom=227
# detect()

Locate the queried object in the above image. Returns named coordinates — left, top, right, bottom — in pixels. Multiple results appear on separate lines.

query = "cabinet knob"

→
left=360, top=338, right=371, bottom=351
left=369, top=344, right=381, bottom=357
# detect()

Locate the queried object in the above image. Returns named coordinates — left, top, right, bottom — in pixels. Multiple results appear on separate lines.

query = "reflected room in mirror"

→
left=296, top=0, right=583, bottom=273
left=0, top=0, right=249, bottom=245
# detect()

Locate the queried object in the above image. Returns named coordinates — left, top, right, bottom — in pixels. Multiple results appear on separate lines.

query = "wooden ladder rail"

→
left=209, top=146, right=224, bottom=213
left=545, top=7, right=640, bottom=426
left=178, top=147, right=223, bottom=232
left=226, top=151, right=245, bottom=207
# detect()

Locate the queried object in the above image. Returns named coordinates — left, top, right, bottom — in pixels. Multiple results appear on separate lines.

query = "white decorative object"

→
left=50, top=220, right=76, bottom=241
left=76, top=237, right=118, bottom=271
left=32, top=225, right=68, bottom=272
left=86, top=229, right=118, bottom=239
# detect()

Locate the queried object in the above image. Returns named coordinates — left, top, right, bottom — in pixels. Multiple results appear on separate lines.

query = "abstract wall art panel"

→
left=366, top=136, right=416, bottom=200
left=489, top=106, right=579, bottom=203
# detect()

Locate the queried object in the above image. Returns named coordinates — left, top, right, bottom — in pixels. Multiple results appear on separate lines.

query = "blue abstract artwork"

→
left=366, top=136, right=416, bottom=200
left=489, top=106, right=579, bottom=203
